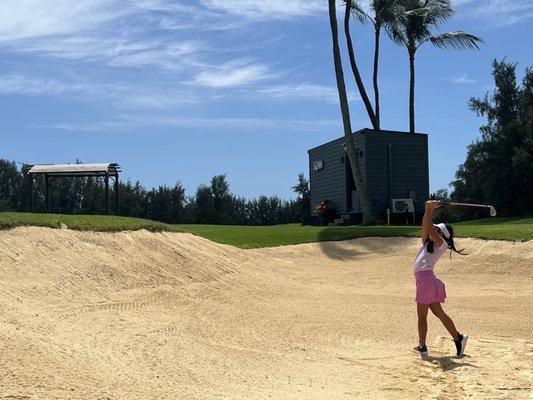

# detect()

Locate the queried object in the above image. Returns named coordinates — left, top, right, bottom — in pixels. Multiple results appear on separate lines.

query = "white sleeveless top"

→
left=413, top=239, right=448, bottom=273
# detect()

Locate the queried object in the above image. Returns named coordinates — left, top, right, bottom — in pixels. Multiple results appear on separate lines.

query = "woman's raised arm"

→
left=421, top=200, right=444, bottom=246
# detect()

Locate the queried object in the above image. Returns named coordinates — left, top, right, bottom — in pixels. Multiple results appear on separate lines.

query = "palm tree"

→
left=328, top=0, right=375, bottom=223
left=349, top=0, right=399, bottom=130
left=343, top=1, right=378, bottom=130
left=389, top=0, right=482, bottom=133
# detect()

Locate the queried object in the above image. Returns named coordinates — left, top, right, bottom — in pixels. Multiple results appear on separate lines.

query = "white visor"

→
left=434, top=223, right=451, bottom=240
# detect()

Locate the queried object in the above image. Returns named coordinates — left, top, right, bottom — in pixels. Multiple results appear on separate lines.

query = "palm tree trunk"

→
left=329, top=0, right=375, bottom=224
left=409, top=49, right=415, bottom=134
left=344, top=1, right=378, bottom=131
left=373, top=25, right=381, bottom=131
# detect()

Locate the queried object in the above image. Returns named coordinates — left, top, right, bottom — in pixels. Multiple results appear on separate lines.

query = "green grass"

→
left=453, top=216, right=533, bottom=242
left=0, top=212, right=531, bottom=248
left=0, top=212, right=183, bottom=233
left=173, top=224, right=420, bottom=248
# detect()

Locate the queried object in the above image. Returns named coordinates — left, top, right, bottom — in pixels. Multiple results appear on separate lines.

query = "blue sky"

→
left=1, top=0, right=532, bottom=201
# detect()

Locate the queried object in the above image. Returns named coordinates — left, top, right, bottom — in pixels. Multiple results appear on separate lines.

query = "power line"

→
left=13, top=160, right=32, bottom=167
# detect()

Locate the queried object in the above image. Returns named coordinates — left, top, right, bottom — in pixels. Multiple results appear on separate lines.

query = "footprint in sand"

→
left=413, top=335, right=532, bottom=399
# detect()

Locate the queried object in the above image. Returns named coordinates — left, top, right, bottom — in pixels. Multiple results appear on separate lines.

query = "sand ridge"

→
left=0, top=227, right=531, bottom=399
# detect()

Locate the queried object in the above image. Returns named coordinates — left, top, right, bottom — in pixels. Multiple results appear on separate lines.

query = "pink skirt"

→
left=415, top=270, right=446, bottom=304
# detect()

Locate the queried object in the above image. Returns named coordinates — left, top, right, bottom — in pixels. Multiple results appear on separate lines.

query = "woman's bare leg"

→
left=417, top=303, right=429, bottom=347
left=429, top=302, right=460, bottom=341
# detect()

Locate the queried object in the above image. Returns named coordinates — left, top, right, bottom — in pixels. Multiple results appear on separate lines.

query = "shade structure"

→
left=28, top=163, right=120, bottom=176
left=26, top=163, right=120, bottom=215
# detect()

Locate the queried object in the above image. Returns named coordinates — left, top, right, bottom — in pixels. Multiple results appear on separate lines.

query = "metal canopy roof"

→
left=28, top=163, right=120, bottom=176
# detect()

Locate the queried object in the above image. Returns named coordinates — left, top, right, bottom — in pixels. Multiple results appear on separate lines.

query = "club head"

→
left=489, top=206, right=497, bottom=217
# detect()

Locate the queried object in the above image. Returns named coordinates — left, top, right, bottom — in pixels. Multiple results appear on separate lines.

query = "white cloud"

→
left=447, top=73, right=476, bottom=84
left=0, top=74, right=74, bottom=96
left=259, top=83, right=359, bottom=103
left=0, top=0, right=332, bottom=132
left=0, top=0, right=310, bottom=91
left=134, top=0, right=196, bottom=13
left=108, top=40, right=206, bottom=69
left=0, top=73, right=200, bottom=109
left=200, top=0, right=325, bottom=20
left=13, top=35, right=207, bottom=71
left=456, top=0, right=533, bottom=26
left=454, top=0, right=477, bottom=6
left=0, top=1, right=210, bottom=72
left=47, top=114, right=340, bottom=132
left=0, top=0, right=127, bottom=41
left=189, top=59, right=277, bottom=88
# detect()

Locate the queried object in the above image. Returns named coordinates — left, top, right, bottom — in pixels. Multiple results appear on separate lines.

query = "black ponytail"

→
left=442, top=223, right=467, bottom=257
left=426, top=223, right=467, bottom=256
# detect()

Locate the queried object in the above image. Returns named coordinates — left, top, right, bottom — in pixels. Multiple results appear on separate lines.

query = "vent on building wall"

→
left=392, top=198, right=414, bottom=213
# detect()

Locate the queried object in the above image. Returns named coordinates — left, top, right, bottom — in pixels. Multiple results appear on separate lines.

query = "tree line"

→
left=0, top=163, right=311, bottom=226
left=433, top=60, right=532, bottom=220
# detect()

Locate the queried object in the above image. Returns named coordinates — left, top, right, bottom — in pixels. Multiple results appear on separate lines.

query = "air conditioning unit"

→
left=392, top=198, right=414, bottom=213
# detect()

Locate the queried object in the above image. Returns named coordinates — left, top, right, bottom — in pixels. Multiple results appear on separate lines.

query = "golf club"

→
left=442, top=201, right=497, bottom=217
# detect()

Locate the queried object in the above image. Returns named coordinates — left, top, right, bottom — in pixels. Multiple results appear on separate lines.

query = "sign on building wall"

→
left=313, top=160, right=324, bottom=172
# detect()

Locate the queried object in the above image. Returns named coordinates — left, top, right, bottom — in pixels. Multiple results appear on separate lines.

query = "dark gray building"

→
left=308, top=129, right=429, bottom=224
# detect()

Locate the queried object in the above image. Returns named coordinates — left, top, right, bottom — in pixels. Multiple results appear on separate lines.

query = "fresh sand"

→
left=0, top=227, right=531, bottom=399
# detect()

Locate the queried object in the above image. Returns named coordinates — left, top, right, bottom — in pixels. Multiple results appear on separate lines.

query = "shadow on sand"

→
left=315, top=227, right=414, bottom=260
left=315, top=240, right=363, bottom=260
left=422, top=354, right=477, bottom=372
left=315, top=227, right=368, bottom=260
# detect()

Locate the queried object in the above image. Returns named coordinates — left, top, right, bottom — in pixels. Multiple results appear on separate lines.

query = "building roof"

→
left=28, top=163, right=120, bottom=176
left=307, top=129, right=427, bottom=153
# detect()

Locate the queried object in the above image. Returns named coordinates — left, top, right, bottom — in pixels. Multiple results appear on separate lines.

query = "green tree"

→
left=228, top=194, right=249, bottom=225
left=292, top=172, right=310, bottom=223
left=80, top=176, right=102, bottom=214
left=146, top=183, right=186, bottom=223
left=389, top=0, right=482, bottom=133
left=247, top=195, right=284, bottom=225
left=451, top=60, right=533, bottom=217
left=182, top=195, right=197, bottom=224
left=210, top=174, right=232, bottom=224
left=193, top=185, right=215, bottom=224
left=118, top=180, right=148, bottom=218
left=0, top=160, right=24, bottom=211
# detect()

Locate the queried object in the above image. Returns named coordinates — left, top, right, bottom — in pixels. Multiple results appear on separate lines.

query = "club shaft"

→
left=449, top=202, right=491, bottom=208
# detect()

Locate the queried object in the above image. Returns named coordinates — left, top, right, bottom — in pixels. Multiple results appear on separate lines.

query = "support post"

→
left=105, top=172, right=109, bottom=215
left=387, top=144, right=392, bottom=210
left=114, top=172, right=119, bottom=216
left=45, top=174, right=51, bottom=213
left=28, top=173, right=34, bottom=212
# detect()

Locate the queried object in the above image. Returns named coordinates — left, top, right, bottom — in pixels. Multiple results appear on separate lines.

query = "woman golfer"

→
left=413, top=200, right=468, bottom=357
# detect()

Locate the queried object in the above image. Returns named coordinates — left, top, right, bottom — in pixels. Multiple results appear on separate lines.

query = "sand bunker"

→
left=1, top=227, right=531, bottom=399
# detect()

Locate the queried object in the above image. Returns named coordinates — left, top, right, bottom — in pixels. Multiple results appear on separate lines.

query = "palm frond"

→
left=385, top=24, right=407, bottom=46
left=373, top=0, right=400, bottom=26
left=405, top=0, right=453, bottom=25
left=428, top=31, right=483, bottom=50
left=424, top=1, right=453, bottom=26
left=349, top=0, right=372, bottom=24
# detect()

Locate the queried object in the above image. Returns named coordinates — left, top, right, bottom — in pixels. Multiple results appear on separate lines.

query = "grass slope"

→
left=177, top=217, right=532, bottom=247
left=174, top=224, right=419, bottom=248
left=0, top=212, right=531, bottom=248
left=0, top=212, right=183, bottom=233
